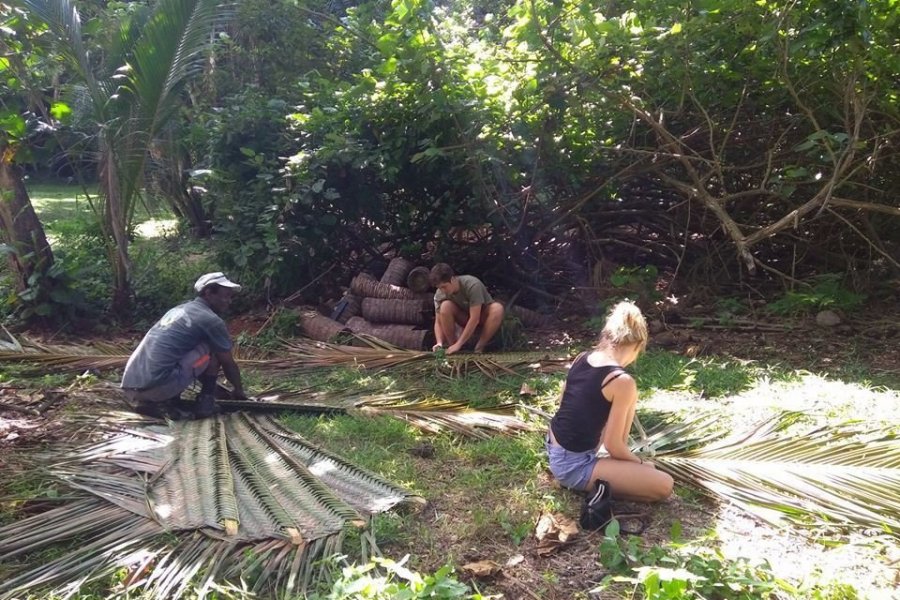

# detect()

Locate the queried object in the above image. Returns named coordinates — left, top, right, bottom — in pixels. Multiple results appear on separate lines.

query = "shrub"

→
left=767, top=274, right=865, bottom=316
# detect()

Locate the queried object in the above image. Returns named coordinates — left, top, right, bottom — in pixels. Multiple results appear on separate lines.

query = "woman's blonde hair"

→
left=596, top=300, right=648, bottom=353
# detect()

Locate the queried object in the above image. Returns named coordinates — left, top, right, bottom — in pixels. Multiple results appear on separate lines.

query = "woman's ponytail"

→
left=597, top=301, right=648, bottom=352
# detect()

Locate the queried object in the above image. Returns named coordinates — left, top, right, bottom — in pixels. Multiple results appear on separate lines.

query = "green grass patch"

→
left=26, top=183, right=99, bottom=227
left=635, top=350, right=801, bottom=398
left=27, top=183, right=172, bottom=228
left=277, top=413, right=421, bottom=487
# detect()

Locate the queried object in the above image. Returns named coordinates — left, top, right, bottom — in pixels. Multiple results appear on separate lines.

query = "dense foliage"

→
left=189, top=0, right=899, bottom=305
left=4, top=0, right=899, bottom=320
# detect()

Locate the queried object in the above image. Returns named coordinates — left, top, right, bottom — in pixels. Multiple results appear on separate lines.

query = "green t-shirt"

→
left=434, top=275, right=494, bottom=312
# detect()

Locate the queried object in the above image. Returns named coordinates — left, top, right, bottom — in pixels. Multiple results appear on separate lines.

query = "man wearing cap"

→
left=121, top=272, right=248, bottom=419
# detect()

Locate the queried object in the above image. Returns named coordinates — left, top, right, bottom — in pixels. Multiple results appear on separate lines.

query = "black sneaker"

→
left=134, top=401, right=168, bottom=419
left=193, top=393, right=220, bottom=419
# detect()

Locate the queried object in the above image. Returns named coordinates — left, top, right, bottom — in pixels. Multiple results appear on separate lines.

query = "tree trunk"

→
left=148, top=138, right=211, bottom=238
left=0, top=147, right=54, bottom=292
left=99, top=144, right=132, bottom=314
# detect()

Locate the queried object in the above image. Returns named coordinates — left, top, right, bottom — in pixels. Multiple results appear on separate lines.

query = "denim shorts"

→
left=124, top=343, right=210, bottom=403
left=546, top=433, right=598, bottom=491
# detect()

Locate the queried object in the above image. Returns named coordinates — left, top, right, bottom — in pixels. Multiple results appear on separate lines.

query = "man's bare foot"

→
left=473, top=347, right=485, bottom=354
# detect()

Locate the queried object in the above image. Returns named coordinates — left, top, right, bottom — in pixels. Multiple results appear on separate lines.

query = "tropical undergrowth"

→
left=1, top=184, right=224, bottom=327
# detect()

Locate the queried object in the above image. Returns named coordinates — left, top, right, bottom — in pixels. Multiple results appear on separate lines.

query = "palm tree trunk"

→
left=99, top=144, right=132, bottom=313
left=0, top=146, right=55, bottom=292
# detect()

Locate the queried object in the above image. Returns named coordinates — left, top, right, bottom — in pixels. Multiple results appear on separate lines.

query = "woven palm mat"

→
left=0, top=412, right=423, bottom=598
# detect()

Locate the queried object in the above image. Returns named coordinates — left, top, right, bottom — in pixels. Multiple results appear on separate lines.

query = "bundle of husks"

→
left=316, top=258, right=436, bottom=350
left=297, top=310, right=352, bottom=343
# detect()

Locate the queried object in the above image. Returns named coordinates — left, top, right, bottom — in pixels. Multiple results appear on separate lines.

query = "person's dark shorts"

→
left=123, top=343, right=210, bottom=403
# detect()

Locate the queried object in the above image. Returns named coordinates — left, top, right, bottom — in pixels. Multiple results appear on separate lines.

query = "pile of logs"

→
left=295, top=257, right=557, bottom=349
left=298, top=258, right=436, bottom=349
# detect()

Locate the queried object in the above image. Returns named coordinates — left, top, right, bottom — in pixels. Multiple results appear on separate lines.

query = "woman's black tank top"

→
left=549, top=353, right=625, bottom=452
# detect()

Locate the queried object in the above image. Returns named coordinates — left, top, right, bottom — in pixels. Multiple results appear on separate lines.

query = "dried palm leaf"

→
left=0, top=336, right=570, bottom=379
left=217, top=388, right=533, bottom=439
left=352, top=399, right=533, bottom=439
left=646, top=412, right=900, bottom=535
left=0, top=412, right=422, bottom=599
left=267, top=337, right=570, bottom=377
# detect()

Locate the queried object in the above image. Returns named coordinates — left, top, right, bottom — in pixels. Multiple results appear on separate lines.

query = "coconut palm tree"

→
left=21, top=0, right=231, bottom=312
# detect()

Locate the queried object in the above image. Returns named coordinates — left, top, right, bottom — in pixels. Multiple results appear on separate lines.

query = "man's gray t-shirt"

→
left=121, top=298, right=232, bottom=390
left=434, top=275, right=493, bottom=312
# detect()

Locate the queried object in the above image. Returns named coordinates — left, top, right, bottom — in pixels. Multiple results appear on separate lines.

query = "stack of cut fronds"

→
left=0, top=413, right=423, bottom=599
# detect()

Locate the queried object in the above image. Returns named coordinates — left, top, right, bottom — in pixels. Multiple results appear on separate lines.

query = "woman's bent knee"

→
left=650, top=472, right=674, bottom=501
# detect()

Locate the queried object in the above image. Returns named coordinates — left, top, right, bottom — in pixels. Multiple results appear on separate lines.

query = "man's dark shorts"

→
left=122, top=343, right=210, bottom=403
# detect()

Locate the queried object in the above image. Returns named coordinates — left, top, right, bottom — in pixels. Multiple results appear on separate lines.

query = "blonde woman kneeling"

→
left=547, top=301, right=673, bottom=502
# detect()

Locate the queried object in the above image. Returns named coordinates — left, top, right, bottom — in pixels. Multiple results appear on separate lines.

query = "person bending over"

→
left=547, top=301, right=673, bottom=502
left=121, top=272, right=248, bottom=419
left=429, top=263, right=505, bottom=355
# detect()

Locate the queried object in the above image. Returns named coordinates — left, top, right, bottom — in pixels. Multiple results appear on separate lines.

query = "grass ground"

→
left=2, top=342, right=897, bottom=598
left=252, top=346, right=900, bottom=599
left=26, top=182, right=178, bottom=243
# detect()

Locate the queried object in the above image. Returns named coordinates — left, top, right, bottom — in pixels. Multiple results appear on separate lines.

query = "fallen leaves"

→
left=534, top=512, right=580, bottom=556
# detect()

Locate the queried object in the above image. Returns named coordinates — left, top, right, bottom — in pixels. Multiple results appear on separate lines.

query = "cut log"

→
left=380, top=257, right=415, bottom=287
left=406, top=266, right=431, bottom=293
left=297, top=310, right=352, bottom=342
left=331, top=293, right=362, bottom=324
left=351, top=274, right=427, bottom=300
left=362, top=298, right=433, bottom=325
left=345, top=316, right=430, bottom=350
left=508, top=304, right=554, bottom=328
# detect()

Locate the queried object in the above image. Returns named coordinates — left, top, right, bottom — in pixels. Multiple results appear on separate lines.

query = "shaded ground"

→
left=1, top=307, right=898, bottom=598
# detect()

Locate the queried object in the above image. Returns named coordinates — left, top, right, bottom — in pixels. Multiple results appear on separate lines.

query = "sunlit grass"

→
left=26, top=183, right=175, bottom=238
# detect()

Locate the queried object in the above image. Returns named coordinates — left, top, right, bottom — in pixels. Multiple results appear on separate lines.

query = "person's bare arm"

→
left=601, top=375, right=642, bottom=463
left=623, top=401, right=636, bottom=444
left=448, top=304, right=482, bottom=354
left=216, top=350, right=247, bottom=399
left=433, top=312, right=445, bottom=351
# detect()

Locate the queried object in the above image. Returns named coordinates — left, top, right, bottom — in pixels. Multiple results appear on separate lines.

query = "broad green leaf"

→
left=49, top=102, right=72, bottom=121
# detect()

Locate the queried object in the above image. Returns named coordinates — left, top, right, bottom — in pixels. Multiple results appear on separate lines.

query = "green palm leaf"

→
left=648, top=412, right=900, bottom=534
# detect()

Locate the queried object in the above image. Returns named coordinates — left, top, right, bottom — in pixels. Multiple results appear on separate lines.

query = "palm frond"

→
left=0, top=412, right=420, bottom=598
left=20, top=0, right=101, bottom=104
left=116, top=0, right=234, bottom=209
left=0, top=337, right=569, bottom=379
left=0, top=340, right=133, bottom=372
left=353, top=399, right=533, bottom=439
left=647, top=412, right=900, bottom=535
left=218, top=388, right=533, bottom=439
left=269, top=338, right=570, bottom=377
